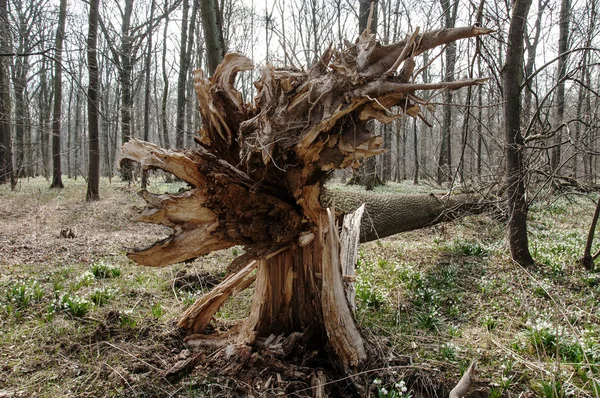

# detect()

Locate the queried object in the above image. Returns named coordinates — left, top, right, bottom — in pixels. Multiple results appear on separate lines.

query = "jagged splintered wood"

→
left=120, top=24, right=493, bottom=369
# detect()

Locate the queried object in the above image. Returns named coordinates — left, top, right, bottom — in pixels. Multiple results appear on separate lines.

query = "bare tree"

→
left=141, top=0, right=156, bottom=188
left=436, top=0, right=458, bottom=184
left=200, top=0, right=226, bottom=75
left=550, top=0, right=571, bottom=173
left=175, top=0, right=199, bottom=148
left=86, top=0, right=100, bottom=201
left=50, top=0, right=67, bottom=188
left=502, top=0, right=534, bottom=266
left=0, top=0, right=14, bottom=188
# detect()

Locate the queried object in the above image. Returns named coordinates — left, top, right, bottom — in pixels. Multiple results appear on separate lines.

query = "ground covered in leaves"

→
left=1, top=176, right=599, bottom=397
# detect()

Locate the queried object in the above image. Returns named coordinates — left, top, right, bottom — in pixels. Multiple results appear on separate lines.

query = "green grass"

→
left=1, top=178, right=600, bottom=397
left=354, top=195, right=600, bottom=397
left=90, top=261, right=121, bottom=279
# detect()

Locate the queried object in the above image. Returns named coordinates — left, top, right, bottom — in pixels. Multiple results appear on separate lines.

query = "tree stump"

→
left=120, top=24, right=493, bottom=372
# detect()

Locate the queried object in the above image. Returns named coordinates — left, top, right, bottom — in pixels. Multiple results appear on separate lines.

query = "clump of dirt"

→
left=172, top=270, right=223, bottom=292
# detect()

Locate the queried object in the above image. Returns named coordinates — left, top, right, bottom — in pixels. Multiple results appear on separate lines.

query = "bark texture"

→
left=50, top=0, right=67, bottom=189
left=0, top=0, right=14, bottom=188
left=86, top=0, right=100, bottom=201
left=120, top=25, right=492, bottom=369
left=321, top=190, right=490, bottom=242
left=502, top=0, right=534, bottom=266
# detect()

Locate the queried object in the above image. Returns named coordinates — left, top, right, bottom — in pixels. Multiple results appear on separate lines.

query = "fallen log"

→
left=322, top=189, right=492, bottom=242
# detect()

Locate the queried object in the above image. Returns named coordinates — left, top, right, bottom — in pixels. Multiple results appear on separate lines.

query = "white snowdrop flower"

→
left=380, top=387, right=388, bottom=395
left=401, top=386, right=408, bottom=393
left=373, top=378, right=381, bottom=385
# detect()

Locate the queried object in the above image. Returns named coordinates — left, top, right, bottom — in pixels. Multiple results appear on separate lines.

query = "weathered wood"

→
left=120, top=140, right=303, bottom=266
left=322, top=208, right=366, bottom=367
left=120, top=23, right=494, bottom=373
left=311, top=370, right=327, bottom=398
left=449, top=362, right=478, bottom=398
left=178, top=260, right=258, bottom=333
left=339, top=204, right=365, bottom=313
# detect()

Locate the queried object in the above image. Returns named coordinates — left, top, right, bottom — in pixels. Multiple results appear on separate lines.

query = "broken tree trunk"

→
left=321, top=189, right=492, bottom=242
left=120, top=24, right=493, bottom=370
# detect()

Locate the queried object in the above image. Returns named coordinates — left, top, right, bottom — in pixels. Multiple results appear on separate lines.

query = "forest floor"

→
left=1, top=176, right=599, bottom=398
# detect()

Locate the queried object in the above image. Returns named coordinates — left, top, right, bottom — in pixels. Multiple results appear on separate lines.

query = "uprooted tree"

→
left=120, top=25, right=493, bottom=372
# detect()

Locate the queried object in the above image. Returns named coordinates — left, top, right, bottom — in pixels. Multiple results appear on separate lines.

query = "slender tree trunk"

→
left=174, top=0, right=190, bottom=148
left=550, top=0, right=571, bottom=173
left=476, top=56, right=483, bottom=177
left=502, top=0, right=534, bottom=266
left=200, top=0, right=225, bottom=75
left=412, top=118, right=419, bottom=184
left=141, top=0, right=156, bottom=189
left=13, top=66, right=27, bottom=179
left=401, top=118, right=407, bottom=180
left=73, top=79, right=81, bottom=180
left=573, top=54, right=587, bottom=179
left=395, top=119, right=401, bottom=181
left=143, top=0, right=156, bottom=144
left=101, top=82, right=111, bottom=177
left=185, top=67, right=195, bottom=147
left=67, top=80, right=73, bottom=178
left=39, top=62, right=51, bottom=180
left=437, top=0, right=458, bottom=185
left=86, top=0, right=100, bottom=201
left=419, top=51, right=430, bottom=180
left=161, top=0, right=171, bottom=149
left=175, top=0, right=199, bottom=149
left=50, top=0, right=67, bottom=188
left=119, top=0, right=134, bottom=181
left=382, top=124, right=392, bottom=181
left=522, top=0, right=544, bottom=124
left=354, top=0, right=380, bottom=190
left=580, top=195, right=600, bottom=271
left=0, top=0, right=15, bottom=188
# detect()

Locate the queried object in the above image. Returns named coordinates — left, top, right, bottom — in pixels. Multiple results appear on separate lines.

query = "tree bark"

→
left=50, top=0, right=67, bottom=189
left=119, top=0, right=135, bottom=181
left=580, top=196, right=600, bottom=271
left=412, top=116, right=419, bottom=184
left=550, top=0, right=571, bottom=173
left=141, top=0, right=156, bottom=189
left=12, top=4, right=30, bottom=179
left=39, top=59, right=51, bottom=180
left=355, top=0, right=380, bottom=191
left=199, top=0, right=225, bottom=75
left=73, top=72, right=82, bottom=180
left=86, top=0, right=100, bottom=201
left=0, top=0, right=14, bottom=188
left=502, top=0, right=534, bottom=266
left=321, top=189, right=490, bottom=243
left=436, top=0, right=458, bottom=185
left=161, top=0, right=171, bottom=149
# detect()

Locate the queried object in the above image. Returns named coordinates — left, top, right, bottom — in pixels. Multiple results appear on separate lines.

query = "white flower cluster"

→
left=580, top=329, right=600, bottom=362
left=77, top=271, right=95, bottom=285
left=442, top=342, right=459, bottom=352
left=373, top=378, right=410, bottom=397
left=50, top=292, right=90, bottom=315
left=395, top=380, right=408, bottom=393
left=525, top=317, right=555, bottom=333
